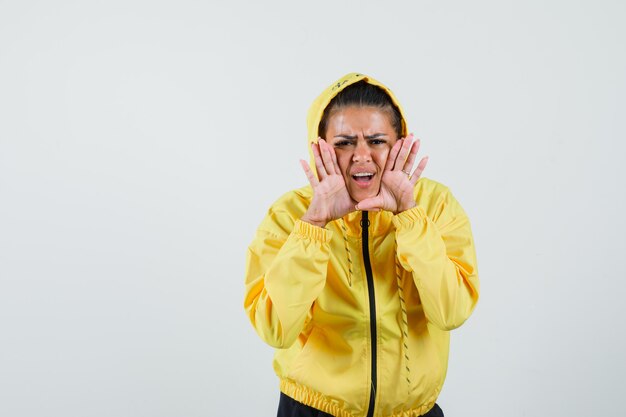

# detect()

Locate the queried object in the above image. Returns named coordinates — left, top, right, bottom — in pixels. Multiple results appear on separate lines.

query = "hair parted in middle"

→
left=318, top=80, right=403, bottom=139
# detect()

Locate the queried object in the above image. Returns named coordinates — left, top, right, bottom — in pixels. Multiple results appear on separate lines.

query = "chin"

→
left=349, top=186, right=380, bottom=204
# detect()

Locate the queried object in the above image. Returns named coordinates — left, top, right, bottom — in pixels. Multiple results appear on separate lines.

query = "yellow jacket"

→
left=244, top=74, right=479, bottom=417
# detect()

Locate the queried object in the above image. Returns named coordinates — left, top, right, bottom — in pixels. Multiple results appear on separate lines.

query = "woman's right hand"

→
left=300, top=138, right=356, bottom=228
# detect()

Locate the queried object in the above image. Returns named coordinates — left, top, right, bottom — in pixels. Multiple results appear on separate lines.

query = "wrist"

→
left=301, top=215, right=327, bottom=228
left=396, top=200, right=416, bottom=214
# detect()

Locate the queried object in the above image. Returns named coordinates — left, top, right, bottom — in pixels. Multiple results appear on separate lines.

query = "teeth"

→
left=353, top=173, right=374, bottom=177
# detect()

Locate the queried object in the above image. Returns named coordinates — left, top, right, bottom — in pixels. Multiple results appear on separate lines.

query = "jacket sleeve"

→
left=391, top=188, right=480, bottom=331
left=244, top=212, right=333, bottom=349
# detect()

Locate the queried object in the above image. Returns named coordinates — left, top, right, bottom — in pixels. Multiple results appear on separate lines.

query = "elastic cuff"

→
left=391, top=205, right=428, bottom=229
left=293, top=220, right=333, bottom=243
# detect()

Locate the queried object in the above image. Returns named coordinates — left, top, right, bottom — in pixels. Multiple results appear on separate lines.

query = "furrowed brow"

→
left=365, top=133, right=388, bottom=139
left=334, top=134, right=357, bottom=140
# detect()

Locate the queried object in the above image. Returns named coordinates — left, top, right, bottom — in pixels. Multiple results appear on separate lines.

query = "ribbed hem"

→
left=391, top=206, right=428, bottom=229
left=280, top=379, right=441, bottom=417
left=280, top=379, right=356, bottom=417
left=293, top=220, right=333, bottom=243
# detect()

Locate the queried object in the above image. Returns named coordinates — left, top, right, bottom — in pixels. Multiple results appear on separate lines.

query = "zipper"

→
left=361, top=211, right=377, bottom=417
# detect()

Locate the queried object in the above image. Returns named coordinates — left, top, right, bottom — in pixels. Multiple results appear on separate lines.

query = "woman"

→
left=244, top=73, right=479, bottom=417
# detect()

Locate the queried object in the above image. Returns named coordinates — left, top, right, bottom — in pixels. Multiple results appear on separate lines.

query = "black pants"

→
left=277, top=392, right=444, bottom=417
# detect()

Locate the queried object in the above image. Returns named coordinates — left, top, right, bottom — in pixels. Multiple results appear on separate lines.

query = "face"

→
left=324, top=106, right=399, bottom=202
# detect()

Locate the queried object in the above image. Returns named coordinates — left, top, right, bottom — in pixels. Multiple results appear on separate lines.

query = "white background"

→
left=1, top=1, right=625, bottom=416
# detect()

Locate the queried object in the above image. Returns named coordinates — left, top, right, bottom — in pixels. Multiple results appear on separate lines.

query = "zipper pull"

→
left=360, top=211, right=370, bottom=229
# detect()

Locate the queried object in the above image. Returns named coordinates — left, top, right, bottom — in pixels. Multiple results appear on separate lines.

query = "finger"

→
left=355, top=195, right=384, bottom=212
left=318, top=139, right=337, bottom=176
left=403, top=136, right=421, bottom=173
left=384, top=139, right=404, bottom=172
left=410, top=156, right=429, bottom=185
left=311, top=141, right=327, bottom=179
left=393, top=134, right=414, bottom=172
left=300, top=159, right=319, bottom=187
left=327, top=142, right=342, bottom=175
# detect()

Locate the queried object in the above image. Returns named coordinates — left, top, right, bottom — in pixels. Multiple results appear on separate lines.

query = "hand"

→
left=300, top=138, right=357, bottom=227
left=356, top=134, right=428, bottom=214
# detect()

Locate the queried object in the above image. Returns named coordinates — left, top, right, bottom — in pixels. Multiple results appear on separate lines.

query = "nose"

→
left=352, top=139, right=372, bottom=163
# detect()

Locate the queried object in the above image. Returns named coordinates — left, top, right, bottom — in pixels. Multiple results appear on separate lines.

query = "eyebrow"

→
left=334, top=133, right=388, bottom=140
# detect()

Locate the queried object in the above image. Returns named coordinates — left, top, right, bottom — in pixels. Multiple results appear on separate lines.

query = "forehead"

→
left=327, top=106, right=395, bottom=134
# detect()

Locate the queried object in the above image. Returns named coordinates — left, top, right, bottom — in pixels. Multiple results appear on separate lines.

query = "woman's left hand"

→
left=356, top=134, right=428, bottom=214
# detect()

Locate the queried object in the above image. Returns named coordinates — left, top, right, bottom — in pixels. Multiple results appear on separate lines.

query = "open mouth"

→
left=352, top=172, right=375, bottom=186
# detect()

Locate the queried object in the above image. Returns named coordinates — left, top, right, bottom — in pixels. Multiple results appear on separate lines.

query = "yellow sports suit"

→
left=244, top=73, right=480, bottom=417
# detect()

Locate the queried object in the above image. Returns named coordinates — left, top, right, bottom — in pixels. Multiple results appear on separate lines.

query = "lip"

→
left=350, top=167, right=376, bottom=175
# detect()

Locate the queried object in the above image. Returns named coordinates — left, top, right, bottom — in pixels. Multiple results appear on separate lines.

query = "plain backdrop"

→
left=1, top=1, right=625, bottom=416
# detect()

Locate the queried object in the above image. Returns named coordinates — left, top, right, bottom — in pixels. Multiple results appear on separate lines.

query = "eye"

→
left=334, top=140, right=354, bottom=147
left=369, top=139, right=386, bottom=145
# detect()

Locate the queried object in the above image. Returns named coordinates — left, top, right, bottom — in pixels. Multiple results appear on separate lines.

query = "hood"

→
left=306, top=72, right=409, bottom=173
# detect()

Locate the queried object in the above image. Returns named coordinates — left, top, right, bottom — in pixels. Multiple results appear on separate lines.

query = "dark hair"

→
left=318, top=80, right=403, bottom=138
